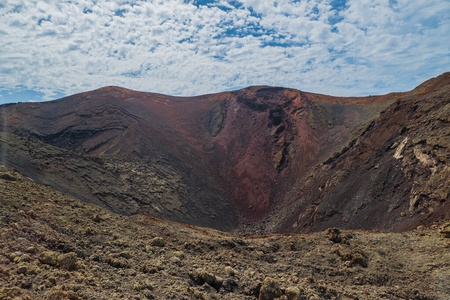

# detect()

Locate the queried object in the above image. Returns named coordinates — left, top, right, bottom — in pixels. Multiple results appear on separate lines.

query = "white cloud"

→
left=0, top=0, right=448, bottom=101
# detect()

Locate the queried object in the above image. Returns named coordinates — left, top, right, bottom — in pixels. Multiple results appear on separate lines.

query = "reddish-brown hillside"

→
left=1, top=74, right=448, bottom=233
left=267, top=73, right=450, bottom=234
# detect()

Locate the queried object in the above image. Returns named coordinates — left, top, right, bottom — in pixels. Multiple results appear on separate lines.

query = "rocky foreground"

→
left=1, top=165, right=449, bottom=299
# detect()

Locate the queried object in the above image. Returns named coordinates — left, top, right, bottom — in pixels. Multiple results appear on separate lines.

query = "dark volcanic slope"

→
left=269, top=73, right=450, bottom=234
left=0, top=84, right=395, bottom=231
left=0, top=88, right=237, bottom=231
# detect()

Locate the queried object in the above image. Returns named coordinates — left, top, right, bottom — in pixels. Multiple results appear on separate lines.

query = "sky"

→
left=0, top=0, right=449, bottom=104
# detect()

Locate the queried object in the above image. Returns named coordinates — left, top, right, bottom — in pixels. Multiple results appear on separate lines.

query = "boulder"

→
left=259, top=277, right=282, bottom=300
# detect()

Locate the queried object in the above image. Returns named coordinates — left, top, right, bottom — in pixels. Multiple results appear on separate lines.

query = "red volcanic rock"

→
left=0, top=73, right=448, bottom=233
left=270, top=72, right=450, bottom=234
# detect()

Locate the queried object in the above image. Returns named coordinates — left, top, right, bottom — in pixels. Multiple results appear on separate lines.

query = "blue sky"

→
left=0, top=0, right=449, bottom=104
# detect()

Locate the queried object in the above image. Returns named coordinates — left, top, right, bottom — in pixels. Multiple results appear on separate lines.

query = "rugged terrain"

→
left=262, top=73, right=450, bottom=234
left=0, top=74, right=450, bottom=299
left=2, top=74, right=441, bottom=232
left=1, top=166, right=449, bottom=299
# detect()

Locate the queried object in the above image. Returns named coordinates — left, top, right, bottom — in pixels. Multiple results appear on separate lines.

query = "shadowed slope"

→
left=0, top=88, right=238, bottom=230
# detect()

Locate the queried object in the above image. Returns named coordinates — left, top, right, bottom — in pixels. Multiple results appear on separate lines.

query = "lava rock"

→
left=285, top=286, right=302, bottom=300
left=222, top=278, right=239, bottom=292
left=259, top=277, right=282, bottom=300
left=57, top=252, right=78, bottom=271
left=439, top=223, right=450, bottom=238
left=150, top=237, right=165, bottom=247
left=39, top=251, right=59, bottom=267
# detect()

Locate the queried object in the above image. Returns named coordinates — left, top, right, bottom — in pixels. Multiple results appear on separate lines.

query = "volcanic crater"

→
left=0, top=73, right=449, bottom=234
